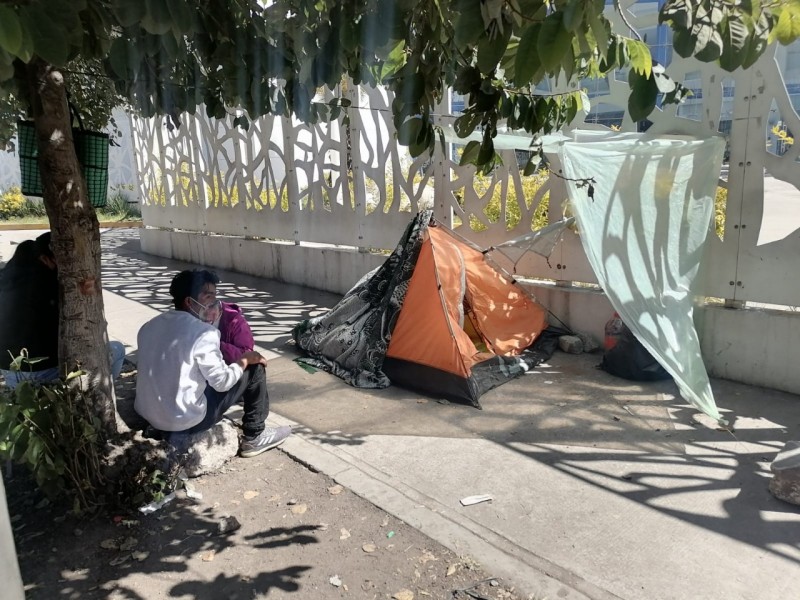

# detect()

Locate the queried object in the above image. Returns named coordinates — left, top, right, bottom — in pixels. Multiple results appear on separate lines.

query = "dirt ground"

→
left=4, top=366, right=532, bottom=600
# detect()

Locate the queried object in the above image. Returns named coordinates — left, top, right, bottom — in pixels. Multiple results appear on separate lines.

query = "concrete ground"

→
left=3, top=227, right=800, bottom=600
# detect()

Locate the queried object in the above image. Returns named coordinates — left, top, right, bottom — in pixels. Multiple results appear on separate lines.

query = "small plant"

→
left=0, top=351, right=107, bottom=514
left=0, top=350, right=179, bottom=515
left=101, top=191, right=141, bottom=220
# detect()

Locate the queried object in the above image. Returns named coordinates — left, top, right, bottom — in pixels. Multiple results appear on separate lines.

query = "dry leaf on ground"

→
left=118, top=537, right=137, bottom=551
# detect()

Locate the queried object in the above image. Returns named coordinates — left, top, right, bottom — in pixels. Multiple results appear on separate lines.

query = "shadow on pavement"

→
left=98, top=228, right=800, bottom=573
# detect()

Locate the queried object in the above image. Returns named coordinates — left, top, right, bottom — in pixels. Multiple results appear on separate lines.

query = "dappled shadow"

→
left=506, top=439, right=800, bottom=564
left=100, top=228, right=338, bottom=357
left=97, top=227, right=800, bottom=579
left=170, top=567, right=312, bottom=598
left=245, top=524, right=322, bottom=549
left=289, top=425, right=368, bottom=447
left=6, top=466, right=314, bottom=599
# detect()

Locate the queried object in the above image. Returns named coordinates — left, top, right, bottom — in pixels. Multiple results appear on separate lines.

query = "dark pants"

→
left=183, top=364, right=269, bottom=438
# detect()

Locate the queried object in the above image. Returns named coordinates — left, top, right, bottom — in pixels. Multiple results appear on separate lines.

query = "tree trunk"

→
left=26, top=58, right=117, bottom=435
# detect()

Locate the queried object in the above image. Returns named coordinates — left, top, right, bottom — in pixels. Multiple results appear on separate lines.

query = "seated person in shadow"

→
left=0, top=231, right=125, bottom=388
left=134, top=269, right=290, bottom=457
left=198, top=273, right=256, bottom=365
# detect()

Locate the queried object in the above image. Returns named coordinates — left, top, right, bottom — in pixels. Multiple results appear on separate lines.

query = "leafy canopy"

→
left=0, top=0, right=798, bottom=169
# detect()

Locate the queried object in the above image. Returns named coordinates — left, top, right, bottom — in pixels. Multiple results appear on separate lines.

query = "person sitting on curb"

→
left=134, top=269, right=291, bottom=457
left=0, top=231, right=125, bottom=389
left=193, top=272, right=256, bottom=365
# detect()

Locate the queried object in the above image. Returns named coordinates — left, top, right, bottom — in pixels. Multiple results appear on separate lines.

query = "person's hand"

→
left=238, top=351, right=267, bottom=369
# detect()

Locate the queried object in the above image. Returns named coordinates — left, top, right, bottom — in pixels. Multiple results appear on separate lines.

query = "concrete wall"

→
left=141, top=229, right=800, bottom=397
left=140, top=228, right=385, bottom=296
left=697, top=305, right=800, bottom=396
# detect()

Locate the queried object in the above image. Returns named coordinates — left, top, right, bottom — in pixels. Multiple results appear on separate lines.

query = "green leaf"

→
left=652, top=65, right=677, bottom=95
left=523, top=153, right=541, bottom=176
left=588, top=12, right=610, bottom=59
left=233, top=115, right=250, bottom=131
left=562, top=1, right=586, bottom=33
left=742, top=11, right=770, bottom=69
left=774, top=5, right=800, bottom=45
left=114, top=0, right=146, bottom=27
left=167, top=0, right=194, bottom=33
left=559, top=42, right=576, bottom=83
left=660, top=0, right=692, bottom=29
left=719, top=17, right=749, bottom=71
left=340, top=20, right=357, bottom=53
left=397, top=117, right=423, bottom=146
left=142, top=0, right=173, bottom=35
left=537, top=13, right=572, bottom=72
left=477, top=23, right=511, bottom=74
left=692, top=22, right=714, bottom=55
left=626, top=39, right=652, bottom=78
left=454, top=0, right=486, bottom=47
left=459, top=140, right=481, bottom=165
left=24, top=7, right=70, bottom=65
left=454, top=111, right=482, bottom=137
left=672, top=28, right=695, bottom=58
left=0, top=6, right=23, bottom=55
left=695, top=29, right=723, bottom=62
left=514, top=23, right=541, bottom=85
left=409, top=122, right=432, bottom=157
left=477, top=136, right=494, bottom=166
left=628, top=70, right=658, bottom=122
left=108, top=39, right=133, bottom=79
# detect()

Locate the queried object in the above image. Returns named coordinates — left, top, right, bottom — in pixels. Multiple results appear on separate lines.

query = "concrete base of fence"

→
left=140, top=227, right=800, bottom=400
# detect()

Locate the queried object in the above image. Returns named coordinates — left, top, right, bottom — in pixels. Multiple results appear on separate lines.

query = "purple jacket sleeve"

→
left=219, top=303, right=255, bottom=364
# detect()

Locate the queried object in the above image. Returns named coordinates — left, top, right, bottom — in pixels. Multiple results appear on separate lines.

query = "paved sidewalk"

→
left=5, top=227, right=800, bottom=599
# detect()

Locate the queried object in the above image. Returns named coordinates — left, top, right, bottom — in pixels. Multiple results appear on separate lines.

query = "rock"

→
left=558, top=335, right=584, bottom=354
left=576, top=332, right=600, bottom=352
left=769, top=441, right=800, bottom=505
left=218, top=515, right=241, bottom=534
left=169, top=420, right=241, bottom=478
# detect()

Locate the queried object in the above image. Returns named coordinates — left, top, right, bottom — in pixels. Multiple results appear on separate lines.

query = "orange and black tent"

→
left=292, top=211, right=551, bottom=407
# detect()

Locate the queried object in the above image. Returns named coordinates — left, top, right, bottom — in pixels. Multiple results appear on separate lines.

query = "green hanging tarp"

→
left=543, top=130, right=726, bottom=423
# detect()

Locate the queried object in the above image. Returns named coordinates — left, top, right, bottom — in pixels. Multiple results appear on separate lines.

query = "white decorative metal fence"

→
left=132, top=11, right=800, bottom=309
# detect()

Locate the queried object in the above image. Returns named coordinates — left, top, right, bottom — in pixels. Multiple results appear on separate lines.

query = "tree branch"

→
left=614, top=0, right=642, bottom=42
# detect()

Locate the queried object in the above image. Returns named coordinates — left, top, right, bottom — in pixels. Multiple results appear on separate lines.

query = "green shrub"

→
left=101, top=191, right=141, bottom=220
left=714, top=186, right=727, bottom=240
left=468, top=169, right=551, bottom=232
left=0, top=186, right=35, bottom=219
left=0, top=351, right=179, bottom=514
left=0, top=355, right=106, bottom=514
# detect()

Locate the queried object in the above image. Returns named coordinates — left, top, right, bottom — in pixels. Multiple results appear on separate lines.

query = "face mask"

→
left=189, top=297, right=221, bottom=324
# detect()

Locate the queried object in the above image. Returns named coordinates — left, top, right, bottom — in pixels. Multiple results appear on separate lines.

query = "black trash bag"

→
left=600, top=315, right=671, bottom=382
